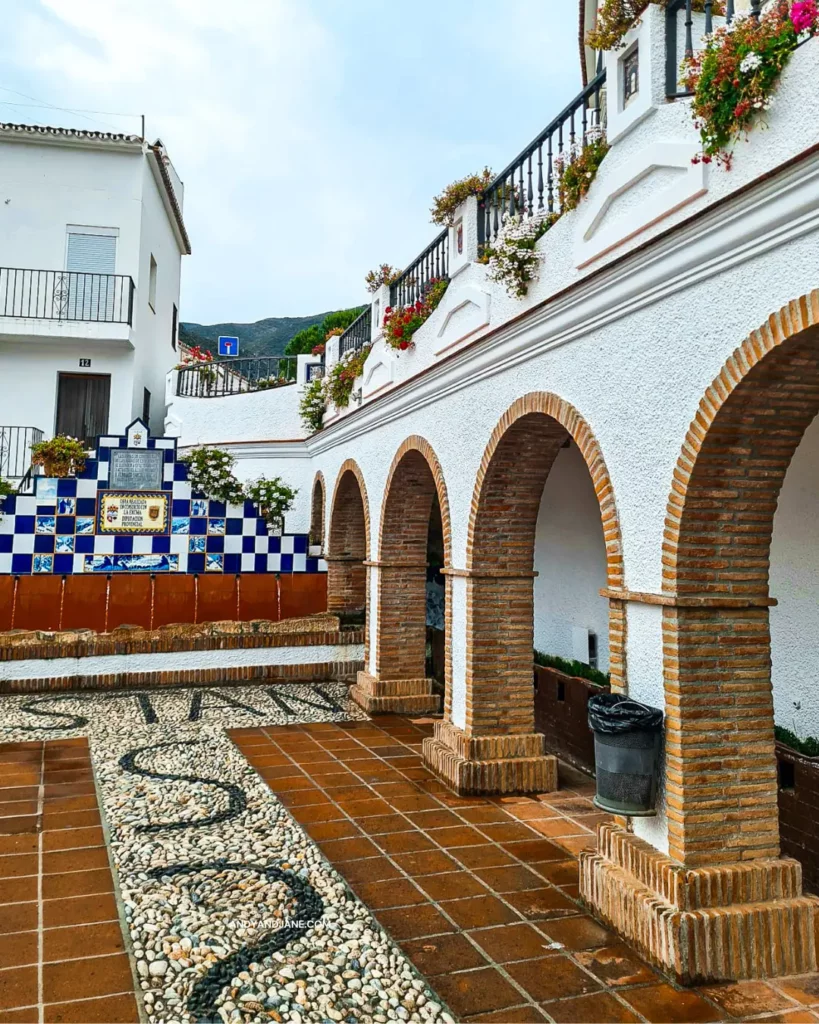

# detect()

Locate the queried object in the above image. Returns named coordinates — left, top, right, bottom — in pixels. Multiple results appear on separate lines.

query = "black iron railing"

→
left=176, top=356, right=297, bottom=398
left=665, top=0, right=763, bottom=98
left=339, top=306, right=372, bottom=356
left=0, top=426, right=43, bottom=481
left=0, top=268, right=135, bottom=325
left=478, top=69, right=607, bottom=247
left=389, top=230, right=449, bottom=309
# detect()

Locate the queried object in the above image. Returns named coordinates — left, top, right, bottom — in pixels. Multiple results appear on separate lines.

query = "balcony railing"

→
left=0, top=268, right=135, bottom=326
left=665, top=0, right=766, bottom=98
left=0, top=425, right=43, bottom=481
left=339, top=307, right=372, bottom=357
left=176, top=355, right=297, bottom=398
left=389, top=230, right=449, bottom=309
left=479, top=68, right=607, bottom=247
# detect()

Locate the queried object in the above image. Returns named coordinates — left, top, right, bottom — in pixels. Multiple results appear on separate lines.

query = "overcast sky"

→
left=1, top=0, right=581, bottom=325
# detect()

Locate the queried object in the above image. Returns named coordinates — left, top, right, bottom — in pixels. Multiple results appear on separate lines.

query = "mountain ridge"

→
left=179, top=312, right=336, bottom=359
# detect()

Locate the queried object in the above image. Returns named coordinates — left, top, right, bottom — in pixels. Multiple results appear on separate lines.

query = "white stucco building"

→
left=164, top=1, right=819, bottom=982
left=0, top=123, right=190, bottom=481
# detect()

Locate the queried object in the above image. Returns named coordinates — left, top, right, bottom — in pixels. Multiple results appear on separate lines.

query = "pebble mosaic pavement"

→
left=0, top=686, right=451, bottom=1024
left=2, top=686, right=819, bottom=1023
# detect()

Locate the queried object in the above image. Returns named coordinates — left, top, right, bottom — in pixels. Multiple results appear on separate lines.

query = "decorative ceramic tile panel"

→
left=0, top=418, right=326, bottom=576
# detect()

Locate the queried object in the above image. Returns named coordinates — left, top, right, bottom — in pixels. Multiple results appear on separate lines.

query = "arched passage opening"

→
left=326, top=461, right=369, bottom=619
left=661, top=307, right=819, bottom=870
left=582, top=296, right=819, bottom=985
left=351, top=438, right=450, bottom=715
left=423, top=393, right=622, bottom=795
left=309, top=472, right=325, bottom=550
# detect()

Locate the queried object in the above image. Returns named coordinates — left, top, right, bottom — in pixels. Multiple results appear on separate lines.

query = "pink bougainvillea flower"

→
left=791, top=0, right=818, bottom=32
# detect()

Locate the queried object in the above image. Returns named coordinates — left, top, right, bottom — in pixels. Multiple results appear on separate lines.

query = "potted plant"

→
left=30, top=435, right=88, bottom=478
left=0, top=477, right=13, bottom=520
left=245, top=476, right=297, bottom=532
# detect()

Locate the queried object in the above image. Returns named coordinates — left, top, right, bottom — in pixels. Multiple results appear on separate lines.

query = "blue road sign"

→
left=218, top=336, right=239, bottom=357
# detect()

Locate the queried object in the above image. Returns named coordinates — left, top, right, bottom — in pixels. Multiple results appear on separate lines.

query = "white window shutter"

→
left=66, top=232, right=117, bottom=275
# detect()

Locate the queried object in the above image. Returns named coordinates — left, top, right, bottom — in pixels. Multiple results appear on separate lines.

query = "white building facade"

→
left=166, top=3, right=819, bottom=985
left=0, top=123, right=190, bottom=481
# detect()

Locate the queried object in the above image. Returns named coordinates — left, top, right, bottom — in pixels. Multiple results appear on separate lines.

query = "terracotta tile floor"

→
left=233, top=715, right=819, bottom=1024
left=4, top=718, right=819, bottom=1023
left=0, top=738, right=139, bottom=1024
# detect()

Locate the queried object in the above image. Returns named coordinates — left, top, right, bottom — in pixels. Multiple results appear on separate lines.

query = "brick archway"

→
left=376, top=436, right=451, bottom=684
left=661, top=291, right=819, bottom=868
left=326, top=460, right=370, bottom=616
left=424, top=392, right=622, bottom=795
left=351, top=438, right=448, bottom=715
left=581, top=294, right=819, bottom=986
left=310, top=471, right=325, bottom=548
left=466, top=392, right=623, bottom=733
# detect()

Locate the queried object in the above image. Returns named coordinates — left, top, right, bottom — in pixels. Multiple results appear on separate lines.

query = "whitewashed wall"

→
left=771, top=414, right=819, bottom=740
left=533, top=443, right=610, bottom=672
left=166, top=29, right=819, bottom=854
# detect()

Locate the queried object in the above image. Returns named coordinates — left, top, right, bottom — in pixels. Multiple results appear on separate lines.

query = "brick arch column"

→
left=309, top=471, right=325, bottom=549
left=423, top=393, right=624, bottom=796
left=352, top=437, right=450, bottom=715
left=326, top=460, right=370, bottom=618
left=582, top=292, right=819, bottom=984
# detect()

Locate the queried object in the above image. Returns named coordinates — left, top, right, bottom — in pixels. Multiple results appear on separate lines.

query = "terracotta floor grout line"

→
left=247, top=720, right=741, bottom=1022
left=37, top=740, right=45, bottom=1024
left=251, top=727, right=552, bottom=1018
left=249, top=722, right=608, bottom=1021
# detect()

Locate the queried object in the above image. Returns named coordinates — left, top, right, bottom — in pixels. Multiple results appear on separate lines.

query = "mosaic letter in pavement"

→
left=0, top=685, right=453, bottom=1024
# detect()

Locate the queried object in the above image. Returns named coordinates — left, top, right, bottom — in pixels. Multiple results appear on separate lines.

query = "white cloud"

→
left=1, top=0, right=580, bottom=324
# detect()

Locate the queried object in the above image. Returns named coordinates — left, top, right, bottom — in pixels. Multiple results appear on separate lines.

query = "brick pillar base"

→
left=422, top=720, right=557, bottom=795
left=350, top=670, right=440, bottom=715
left=581, top=824, right=817, bottom=984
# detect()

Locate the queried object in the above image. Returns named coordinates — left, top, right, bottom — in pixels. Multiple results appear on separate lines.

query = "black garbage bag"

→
left=588, top=692, right=663, bottom=735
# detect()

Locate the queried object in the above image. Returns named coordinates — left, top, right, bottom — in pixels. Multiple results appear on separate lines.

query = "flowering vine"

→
left=299, top=377, right=326, bottom=433
left=430, top=169, right=494, bottom=226
left=365, top=264, right=402, bottom=293
left=555, top=133, right=610, bottom=212
left=682, top=1, right=813, bottom=168
left=382, top=280, right=448, bottom=351
left=480, top=214, right=558, bottom=298
left=586, top=0, right=724, bottom=51
left=325, top=345, right=372, bottom=408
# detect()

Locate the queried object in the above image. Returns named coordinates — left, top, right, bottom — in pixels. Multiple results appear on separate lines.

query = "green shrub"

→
left=534, top=649, right=610, bottom=688
left=775, top=725, right=819, bottom=759
left=285, top=307, right=365, bottom=357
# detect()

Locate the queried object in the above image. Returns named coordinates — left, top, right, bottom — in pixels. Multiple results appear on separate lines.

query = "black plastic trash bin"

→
left=588, top=693, right=663, bottom=816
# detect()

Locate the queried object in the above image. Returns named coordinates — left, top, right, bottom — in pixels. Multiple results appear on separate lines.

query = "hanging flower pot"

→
left=30, top=435, right=88, bottom=478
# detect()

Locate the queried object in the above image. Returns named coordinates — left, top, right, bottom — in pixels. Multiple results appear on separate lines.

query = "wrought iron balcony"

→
left=0, top=268, right=135, bottom=326
left=176, top=355, right=298, bottom=398
left=389, top=231, right=449, bottom=309
left=339, top=307, right=372, bottom=357
left=0, top=425, right=43, bottom=482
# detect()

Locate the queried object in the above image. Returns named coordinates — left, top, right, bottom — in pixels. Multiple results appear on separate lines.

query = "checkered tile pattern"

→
left=0, top=427, right=324, bottom=576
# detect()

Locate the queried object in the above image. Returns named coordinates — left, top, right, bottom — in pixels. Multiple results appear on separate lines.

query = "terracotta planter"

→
left=533, top=663, right=609, bottom=774
left=776, top=741, right=819, bottom=895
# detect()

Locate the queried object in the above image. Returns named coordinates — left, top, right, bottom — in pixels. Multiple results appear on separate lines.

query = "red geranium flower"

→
left=399, top=340, right=409, bottom=350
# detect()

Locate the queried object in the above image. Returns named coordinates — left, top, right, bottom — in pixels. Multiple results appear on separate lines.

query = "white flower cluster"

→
left=245, top=476, right=297, bottom=529
left=182, top=446, right=246, bottom=506
left=739, top=50, right=763, bottom=72
left=485, top=213, right=552, bottom=299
